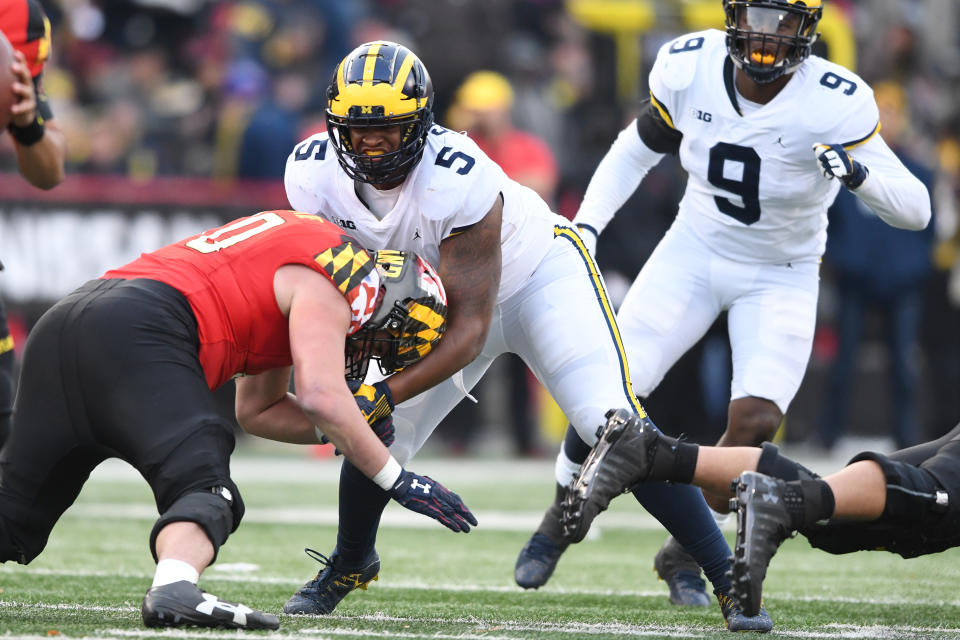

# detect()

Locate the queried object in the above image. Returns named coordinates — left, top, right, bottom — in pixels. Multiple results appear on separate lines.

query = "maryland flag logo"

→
left=315, top=243, right=380, bottom=334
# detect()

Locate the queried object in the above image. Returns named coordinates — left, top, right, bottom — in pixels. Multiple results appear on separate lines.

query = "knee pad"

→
left=849, top=451, right=947, bottom=526
left=149, top=483, right=244, bottom=564
left=756, top=443, right=820, bottom=481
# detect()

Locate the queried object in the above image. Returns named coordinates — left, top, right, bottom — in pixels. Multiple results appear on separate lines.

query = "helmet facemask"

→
left=723, top=0, right=822, bottom=84
left=326, top=41, right=435, bottom=186
left=345, top=251, right=447, bottom=380
left=327, top=109, right=433, bottom=186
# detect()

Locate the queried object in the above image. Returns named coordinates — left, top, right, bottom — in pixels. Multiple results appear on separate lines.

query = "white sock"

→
left=152, top=558, right=200, bottom=588
left=554, top=449, right=581, bottom=486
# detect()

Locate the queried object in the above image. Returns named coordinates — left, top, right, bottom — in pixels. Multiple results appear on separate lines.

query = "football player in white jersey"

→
left=270, top=40, right=772, bottom=631
left=521, top=0, right=932, bottom=607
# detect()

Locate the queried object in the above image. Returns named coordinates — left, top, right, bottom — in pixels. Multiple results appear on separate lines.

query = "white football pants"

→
left=386, top=226, right=646, bottom=465
left=619, top=223, right=820, bottom=414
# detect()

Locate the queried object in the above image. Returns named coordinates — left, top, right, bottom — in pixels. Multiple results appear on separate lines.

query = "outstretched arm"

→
left=236, top=264, right=477, bottom=531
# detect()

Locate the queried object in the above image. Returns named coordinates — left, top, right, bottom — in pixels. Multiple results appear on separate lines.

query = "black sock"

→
left=783, top=479, right=835, bottom=529
left=336, top=460, right=391, bottom=566
left=647, top=430, right=700, bottom=485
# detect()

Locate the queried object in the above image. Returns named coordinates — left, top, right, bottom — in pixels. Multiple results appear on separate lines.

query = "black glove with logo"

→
left=389, top=469, right=478, bottom=532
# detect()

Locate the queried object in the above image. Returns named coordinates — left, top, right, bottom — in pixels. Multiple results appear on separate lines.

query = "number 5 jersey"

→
left=284, top=125, right=568, bottom=304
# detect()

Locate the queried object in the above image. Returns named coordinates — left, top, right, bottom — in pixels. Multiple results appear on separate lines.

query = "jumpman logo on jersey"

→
left=414, top=229, right=422, bottom=240
left=775, top=136, right=786, bottom=148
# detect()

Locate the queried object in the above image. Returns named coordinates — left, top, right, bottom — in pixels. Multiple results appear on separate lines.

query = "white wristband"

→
left=372, top=456, right=403, bottom=491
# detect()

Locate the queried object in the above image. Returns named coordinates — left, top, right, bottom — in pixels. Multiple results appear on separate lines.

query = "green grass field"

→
left=2, top=448, right=959, bottom=639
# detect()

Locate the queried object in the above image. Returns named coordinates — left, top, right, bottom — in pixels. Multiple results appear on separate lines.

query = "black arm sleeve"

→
left=635, top=98, right=682, bottom=155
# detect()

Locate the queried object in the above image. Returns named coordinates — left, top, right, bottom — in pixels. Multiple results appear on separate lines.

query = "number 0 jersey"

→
left=285, top=125, right=566, bottom=304
left=103, top=211, right=381, bottom=390
left=651, top=30, right=878, bottom=263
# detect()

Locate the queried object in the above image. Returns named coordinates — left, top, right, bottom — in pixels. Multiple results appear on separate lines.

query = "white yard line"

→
left=2, top=571, right=959, bottom=609
left=62, top=502, right=671, bottom=531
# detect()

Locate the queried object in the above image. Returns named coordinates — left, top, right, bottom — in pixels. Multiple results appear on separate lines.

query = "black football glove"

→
left=389, top=470, right=478, bottom=533
left=347, top=379, right=394, bottom=425
left=813, top=142, right=868, bottom=189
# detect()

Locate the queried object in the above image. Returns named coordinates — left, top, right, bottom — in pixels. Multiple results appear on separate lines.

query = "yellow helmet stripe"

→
left=408, top=304, right=445, bottom=329
left=393, top=51, right=416, bottom=95
left=336, top=58, right=346, bottom=98
left=362, top=42, right=382, bottom=86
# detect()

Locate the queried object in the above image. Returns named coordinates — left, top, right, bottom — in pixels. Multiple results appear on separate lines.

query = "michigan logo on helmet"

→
left=345, top=250, right=447, bottom=380
left=326, top=41, right=434, bottom=186
left=723, top=0, right=822, bottom=84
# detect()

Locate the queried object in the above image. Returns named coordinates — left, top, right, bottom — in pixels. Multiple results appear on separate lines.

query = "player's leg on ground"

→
left=286, top=343, right=500, bottom=614
left=510, top=232, right=742, bottom=621
left=0, top=282, right=116, bottom=564
left=615, top=230, right=726, bottom=606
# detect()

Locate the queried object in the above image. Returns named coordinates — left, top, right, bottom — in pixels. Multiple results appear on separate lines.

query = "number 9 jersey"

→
left=649, top=29, right=878, bottom=264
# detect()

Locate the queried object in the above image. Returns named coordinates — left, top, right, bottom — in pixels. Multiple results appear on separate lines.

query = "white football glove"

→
left=813, top=142, right=868, bottom=189
left=574, top=223, right=599, bottom=257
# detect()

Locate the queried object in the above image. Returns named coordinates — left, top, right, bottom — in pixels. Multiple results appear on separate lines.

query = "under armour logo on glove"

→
left=813, top=142, right=868, bottom=189
left=410, top=478, right=432, bottom=494
left=389, top=469, right=478, bottom=532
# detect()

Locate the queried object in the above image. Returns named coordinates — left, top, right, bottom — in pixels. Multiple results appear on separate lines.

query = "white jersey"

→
left=652, top=30, right=877, bottom=263
left=284, top=125, right=565, bottom=303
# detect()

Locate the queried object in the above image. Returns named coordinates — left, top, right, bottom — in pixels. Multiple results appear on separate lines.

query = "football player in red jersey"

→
left=0, top=211, right=472, bottom=631
left=0, top=0, right=66, bottom=189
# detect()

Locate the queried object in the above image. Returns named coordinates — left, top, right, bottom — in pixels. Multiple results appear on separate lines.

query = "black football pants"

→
left=0, top=278, right=240, bottom=563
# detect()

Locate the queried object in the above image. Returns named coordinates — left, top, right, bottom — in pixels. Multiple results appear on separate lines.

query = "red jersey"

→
left=0, top=0, right=52, bottom=120
left=0, top=0, right=49, bottom=77
left=104, top=211, right=382, bottom=390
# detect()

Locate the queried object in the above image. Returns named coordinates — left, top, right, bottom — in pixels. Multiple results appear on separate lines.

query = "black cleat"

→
left=730, top=471, right=796, bottom=618
left=142, top=580, right=279, bottom=630
left=716, top=586, right=773, bottom=633
left=515, top=483, right=569, bottom=589
left=560, top=408, right=659, bottom=543
left=653, top=536, right=710, bottom=607
left=515, top=532, right=567, bottom=589
left=283, top=548, right=380, bottom=615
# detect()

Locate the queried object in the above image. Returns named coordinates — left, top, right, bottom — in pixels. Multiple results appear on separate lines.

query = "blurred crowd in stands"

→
left=4, top=0, right=960, bottom=454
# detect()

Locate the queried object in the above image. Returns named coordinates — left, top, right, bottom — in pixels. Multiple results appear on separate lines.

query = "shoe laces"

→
left=304, top=548, right=375, bottom=591
left=716, top=589, right=741, bottom=619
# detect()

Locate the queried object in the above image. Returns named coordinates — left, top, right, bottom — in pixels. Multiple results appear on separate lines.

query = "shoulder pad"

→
left=416, top=131, right=503, bottom=223
left=284, top=132, right=336, bottom=212
left=651, top=29, right=724, bottom=94
left=796, top=58, right=878, bottom=144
